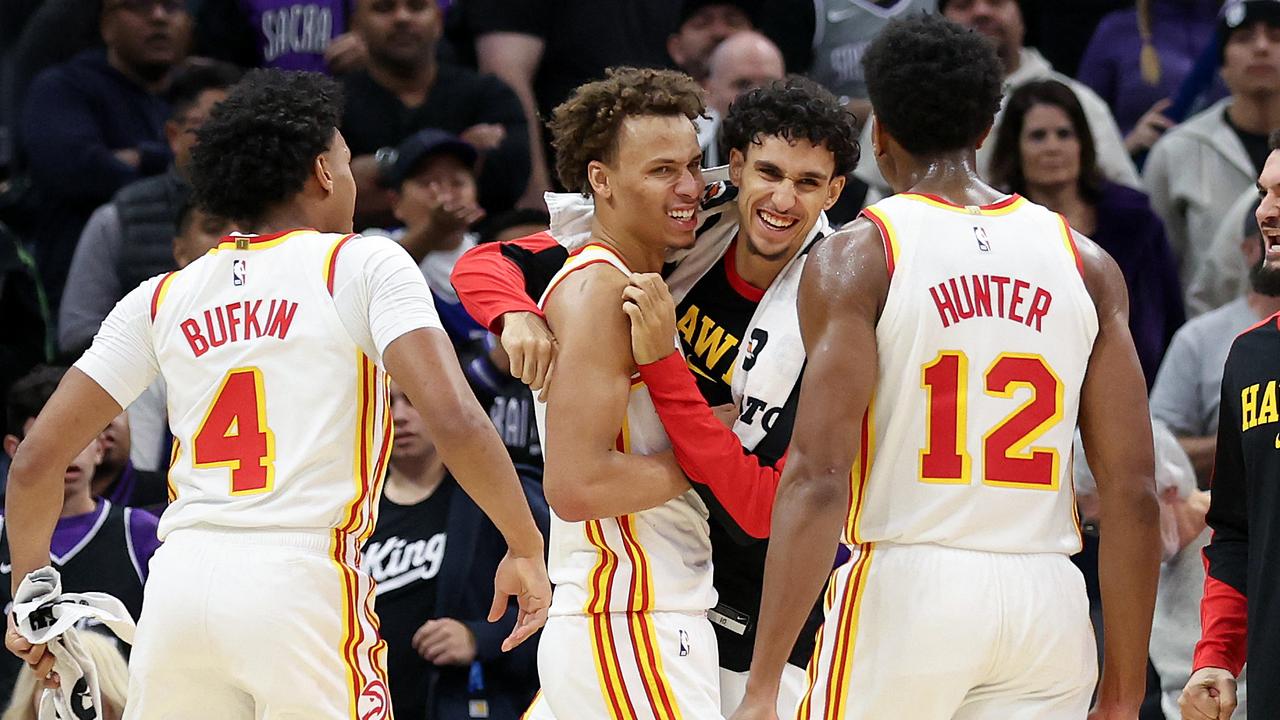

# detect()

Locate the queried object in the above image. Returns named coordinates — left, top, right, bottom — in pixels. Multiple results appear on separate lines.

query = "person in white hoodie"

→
left=1145, top=0, right=1280, bottom=297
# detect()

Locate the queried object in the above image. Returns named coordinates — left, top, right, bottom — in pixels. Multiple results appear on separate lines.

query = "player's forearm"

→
left=544, top=449, right=690, bottom=522
left=1095, top=477, right=1161, bottom=710
left=744, top=463, right=848, bottom=699
left=3, top=454, right=63, bottom=595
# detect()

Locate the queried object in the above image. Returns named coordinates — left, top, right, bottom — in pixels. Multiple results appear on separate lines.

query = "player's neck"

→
left=61, top=491, right=97, bottom=519
left=1228, top=93, right=1280, bottom=135
left=733, top=231, right=792, bottom=290
left=386, top=449, right=446, bottom=504
left=249, top=202, right=324, bottom=237
left=1248, top=290, right=1280, bottom=319
left=899, top=154, right=1004, bottom=206
left=589, top=218, right=667, bottom=273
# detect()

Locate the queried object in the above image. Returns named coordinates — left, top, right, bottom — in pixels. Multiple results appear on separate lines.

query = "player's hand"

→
left=500, top=312, right=557, bottom=400
left=5, top=613, right=57, bottom=689
left=460, top=123, right=507, bottom=152
left=324, top=31, right=368, bottom=74
left=621, top=274, right=678, bottom=365
left=490, top=551, right=550, bottom=652
left=1178, top=666, right=1238, bottom=719
left=412, top=618, right=478, bottom=666
left=728, top=696, right=778, bottom=720
left=1123, top=98, right=1175, bottom=155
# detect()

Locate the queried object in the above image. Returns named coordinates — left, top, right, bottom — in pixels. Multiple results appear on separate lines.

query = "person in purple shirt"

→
left=195, top=0, right=365, bottom=74
left=0, top=365, right=160, bottom=705
left=1077, top=0, right=1225, bottom=158
left=990, top=80, right=1186, bottom=388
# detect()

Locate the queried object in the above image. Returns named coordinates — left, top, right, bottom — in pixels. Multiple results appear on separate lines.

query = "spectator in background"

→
left=19, top=0, right=190, bottom=312
left=1187, top=186, right=1265, bottom=315
left=807, top=0, right=936, bottom=125
left=1151, top=199, right=1280, bottom=487
left=0, top=366, right=161, bottom=701
left=989, top=80, right=1184, bottom=387
left=466, top=0, right=686, bottom=207
left=195, top=0, right=368, bottom=74
left=58, top=59, right=241, bottom=357
left=363, top=383, right=547, bottom=720
left=343, top=0, right=529, bottom=226
left=667, top=0, right=757, bottom=82
left=0, top=630, right=129, bottom=718
left=0, top=224, right=49, bottom=431
left=1077, top=0, right=1223, bottom=159
left=373, top=128, right=489, bottom=344
left=696, top=31, right=785, bottom=167
left=1145, top=0, right=1280, bottom=298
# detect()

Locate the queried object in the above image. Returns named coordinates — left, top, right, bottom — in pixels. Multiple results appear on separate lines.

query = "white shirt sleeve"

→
left=331, top=234, right=443, bottom=365
left=72, top=277, right=162, bottom=410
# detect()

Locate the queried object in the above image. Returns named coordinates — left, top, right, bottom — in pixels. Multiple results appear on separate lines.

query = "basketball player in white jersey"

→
left=519, top=68, right=724, bottom=720
left=731, top=15, right=1161, bottom=720
left=4, top=69, right=549, bottom=719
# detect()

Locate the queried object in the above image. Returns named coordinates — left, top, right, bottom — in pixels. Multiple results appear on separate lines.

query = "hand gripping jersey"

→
left=533, top=244, right=717, bottom=617
left=75, top=230, right=442, bottom=560
left=851, top=194, right=1099, bottom=555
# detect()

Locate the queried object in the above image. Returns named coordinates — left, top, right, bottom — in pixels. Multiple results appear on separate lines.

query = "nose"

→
left=675, top=165, right=702, bottom=200
left=1257, top=196, right=1277, bottom=227
left=772, top=182, right=797, bottom=212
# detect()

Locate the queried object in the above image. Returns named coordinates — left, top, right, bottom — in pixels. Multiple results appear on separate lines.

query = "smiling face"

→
left=729, top=134, right=844, bottom=261
left=594, top=114, right=705, bottom=253
left=1254, top=149, right=1280, bottom=289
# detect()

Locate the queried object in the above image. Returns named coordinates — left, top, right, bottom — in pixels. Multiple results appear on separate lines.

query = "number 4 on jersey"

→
left=193, top=367, right=277, bottom=494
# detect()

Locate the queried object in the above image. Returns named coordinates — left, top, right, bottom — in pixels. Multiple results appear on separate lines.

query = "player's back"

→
left=852, top=193, right=1098, bottom=554
left=150, top=230, right=390, bottom=547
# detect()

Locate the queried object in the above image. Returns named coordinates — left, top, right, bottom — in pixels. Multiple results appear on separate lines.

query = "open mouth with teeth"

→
left=757, top=208, right=798, bottom=231
left=668, top=208, right=695, bottom=222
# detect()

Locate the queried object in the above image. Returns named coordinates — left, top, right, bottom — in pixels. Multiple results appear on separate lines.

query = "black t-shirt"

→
left=340, top=63, right=530, bottom=214
left=675, top=246, right=764, bottom=407
left=460, top=0, right=680, bottom=119
left=364, top=478, right=454, bottom=720
left=1225, top=106, right=1272, bottom=177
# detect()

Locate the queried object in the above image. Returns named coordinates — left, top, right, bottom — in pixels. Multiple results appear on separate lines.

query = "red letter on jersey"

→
left=182, top=318, right=209, bottom=358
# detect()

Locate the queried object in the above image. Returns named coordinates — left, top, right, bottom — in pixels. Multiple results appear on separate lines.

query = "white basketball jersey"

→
left=850, top=193, right=1098, bottom=554
left=151, top=230, right=391, bottom=558
left=534, top=244, right=716, bottom=616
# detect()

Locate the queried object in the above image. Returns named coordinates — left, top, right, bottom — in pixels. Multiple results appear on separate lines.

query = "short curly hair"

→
left=862, top=14, right=1004, bottom=157
left=721, top=76, right=860, bottom=177
left=548, top=67, right=705, bottom=195
left=189, top=69, right=343, bottom=223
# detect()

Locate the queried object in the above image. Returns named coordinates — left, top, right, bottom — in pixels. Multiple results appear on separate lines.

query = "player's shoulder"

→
left=806, top=217, right=887, bottom=283
left=1232, top=310, right=1280, bottom=349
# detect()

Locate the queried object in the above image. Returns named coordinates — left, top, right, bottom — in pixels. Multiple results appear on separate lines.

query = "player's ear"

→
left=314, top=152, right=336, bottom=195
left=587, top=160, right=611, bottom=200
left=823, top=174, right=847, bottom=211
left=2, top=434, right=18, bottom=460
left=728, top=148, right=745, bottom=185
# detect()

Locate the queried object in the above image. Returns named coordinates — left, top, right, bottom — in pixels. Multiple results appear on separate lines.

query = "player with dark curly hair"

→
left=447, top=74, right=859, bottom=717
left=733, top=13, right=1159, bottom=720
left=4, top=68, right=551, bottom=719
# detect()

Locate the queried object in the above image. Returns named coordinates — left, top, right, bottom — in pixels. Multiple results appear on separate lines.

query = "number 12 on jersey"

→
left=192, top=367, right=277, bottom=495
left=919, top=351, right=1064, bottom=490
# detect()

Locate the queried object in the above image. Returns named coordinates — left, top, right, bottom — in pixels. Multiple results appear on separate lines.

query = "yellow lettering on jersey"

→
left=1242, top=384, right=1260, bottom=431
left=694, top=316, right=739, bottom=370
left=677, top=305, right=699, bottom=345
left=1261, top=380, right=1279, bottom=426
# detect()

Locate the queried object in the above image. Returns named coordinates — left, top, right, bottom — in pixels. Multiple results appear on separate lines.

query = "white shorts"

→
left=719, top=664, right=808, bottom=718
left=796, top=543, right=1097, bottom=720
left=123, top=527, right=390, bottom=720
left=522, top=612, right=722, bottom=719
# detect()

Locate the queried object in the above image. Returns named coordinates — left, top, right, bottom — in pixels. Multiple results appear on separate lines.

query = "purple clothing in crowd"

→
left=1077, top=0, right=1223, bottom=135
left=50, top=499, right=161, bottom=579
left=1090, top=182, right=1187, bottom=387
left=196, top=0, right=351, bottom=74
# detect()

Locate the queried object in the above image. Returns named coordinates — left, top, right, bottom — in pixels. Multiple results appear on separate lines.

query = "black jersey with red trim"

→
left=1197, top=311, right=1280, bottom=713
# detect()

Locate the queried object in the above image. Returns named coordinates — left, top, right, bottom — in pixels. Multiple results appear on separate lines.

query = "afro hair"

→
left=862, top=13, right=1004, bottom=157
left=720, top=76, right=860, bottom=177
left=189, top=69, right=343, bottom=223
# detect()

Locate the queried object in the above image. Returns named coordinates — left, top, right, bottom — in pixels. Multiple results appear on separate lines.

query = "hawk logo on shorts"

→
left=232, top=259, right=247, bottom=287
left=358, top=679, right=389, bottom=720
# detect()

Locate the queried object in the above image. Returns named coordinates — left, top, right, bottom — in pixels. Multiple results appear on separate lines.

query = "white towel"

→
left=13, top=567, right=136, bottom=720
left=544, top=181, right=826, bottom=452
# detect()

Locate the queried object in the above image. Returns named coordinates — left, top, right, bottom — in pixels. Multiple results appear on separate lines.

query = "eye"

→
left=758, top=167, right=782, bottom=180
left=798, top=179, right=821, bottom=189
left=1027, top=129, right=1047, bottom=142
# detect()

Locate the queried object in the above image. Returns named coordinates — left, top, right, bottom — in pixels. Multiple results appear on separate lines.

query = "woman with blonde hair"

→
left=1, top=631, right=128, bottom=720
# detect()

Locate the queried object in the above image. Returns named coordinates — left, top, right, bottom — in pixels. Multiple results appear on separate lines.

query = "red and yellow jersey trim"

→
left=209, top=228, right=314, bottom=254
left=1054, top=214, right=1086, bottom=279
left=845, top=398, right=876, bottom=545
left=150, top=271, right=178, bottom=321
left=324, top=233, right=360, bottom=296
left=542, top=243, right=632, bottom=308
left=901, top=192, right=1027, bottom=216
left=859, top=207, right=900, bottom=279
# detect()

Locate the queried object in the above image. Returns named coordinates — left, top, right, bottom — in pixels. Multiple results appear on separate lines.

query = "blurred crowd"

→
left=0, top=0, right=1274, bottom=718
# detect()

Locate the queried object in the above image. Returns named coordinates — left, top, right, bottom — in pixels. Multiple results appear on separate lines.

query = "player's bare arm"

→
left=1074, top=230, right=1161, bottom=719
left=4, top=369, right=125, bottom=679
left=734, top=218, right=887, bottom=719
left=383, top=327, right=550, bottom=650
left=541, top=264, right=691, bottom=522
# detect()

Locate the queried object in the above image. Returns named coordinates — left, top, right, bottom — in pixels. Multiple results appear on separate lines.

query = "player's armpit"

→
left=743, top=220, right=886, bottom=702
left=540, top=265, right=690, bottom=522
left=1074, top=232, right=1161, bottom=714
